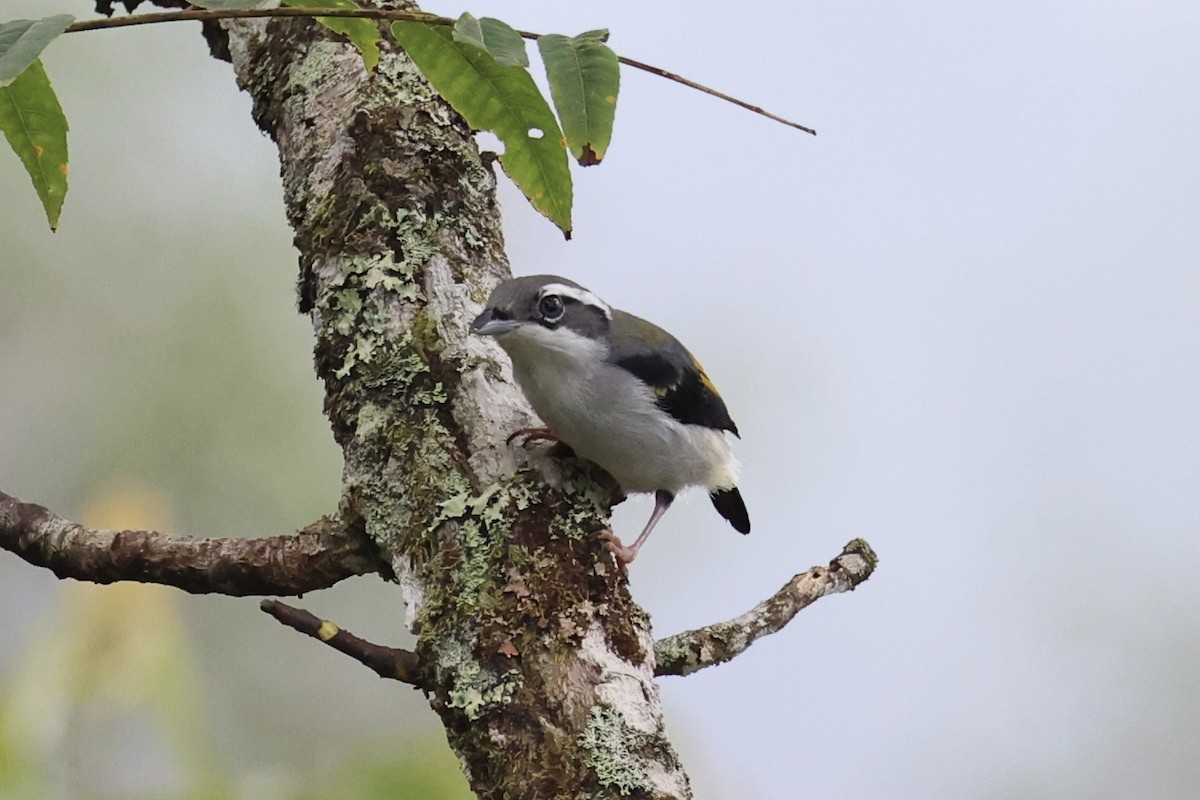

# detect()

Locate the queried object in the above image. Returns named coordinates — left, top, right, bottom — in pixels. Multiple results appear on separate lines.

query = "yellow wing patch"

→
left=693, top=358, right=723, bottom=400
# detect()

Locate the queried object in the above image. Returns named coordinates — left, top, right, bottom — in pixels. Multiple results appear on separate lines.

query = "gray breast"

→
left=505, top=328, right=738, bottom=494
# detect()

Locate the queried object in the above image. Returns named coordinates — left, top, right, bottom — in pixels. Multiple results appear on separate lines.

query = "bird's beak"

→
left=471, top=308, right=522, bottom=337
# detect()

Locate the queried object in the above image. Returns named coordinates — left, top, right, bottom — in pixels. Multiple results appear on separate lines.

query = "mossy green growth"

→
left=363, top=259, right=420, bottom=298
left=450, top=519, right=492, bottom=608
left=363, top=203, right=441, bottom=265
left=650, top=635, right=693, bottom=674
left=428, top=479, right=539, bottom=608
left=331, top=290, right=363, bottom=334
left=550, top=460, right=614, bottom=540
left=283, top=40, right=341, bottom=95
left=437, top=635, right=520, bottom=720
left=353, top=402, right=391, bottom=438
left=579, top=705, right=652, bottom=796
left=337, top=328, right=446, bottom=404
left=336, top=335, right=379, bottom=379
left=428, top=479, right=538, bottom=533
left=346, top=403, right=470, bottom=560
left=341, top=250, right=419, bottom=282
left=365, top=47, right=440, bottom=107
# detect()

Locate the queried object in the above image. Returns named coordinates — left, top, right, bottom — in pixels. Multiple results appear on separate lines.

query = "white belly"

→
left=507, top=335, right=738, bottom=495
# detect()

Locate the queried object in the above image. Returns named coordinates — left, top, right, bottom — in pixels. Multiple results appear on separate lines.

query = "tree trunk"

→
left=221, top=5, right=690, bottom=798
left=0, top=4, right=876, bottom=792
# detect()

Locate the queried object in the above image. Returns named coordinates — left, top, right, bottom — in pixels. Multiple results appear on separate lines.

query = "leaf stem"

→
left=67, top=7, right=815, bottom=134
left=615, top=53, right=816, bottom=134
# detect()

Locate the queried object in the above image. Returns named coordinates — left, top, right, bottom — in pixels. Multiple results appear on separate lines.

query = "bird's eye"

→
left=539, top=294, right=565, bottom=322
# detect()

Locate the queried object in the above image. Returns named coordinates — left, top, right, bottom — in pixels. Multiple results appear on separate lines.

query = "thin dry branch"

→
left=654, top=538, right=878, bottom=676
left=70, top=6, right=815, bottom=134
left=0, top=489, right=380, bottom=595
left=260, top=599, right=423, bottom=686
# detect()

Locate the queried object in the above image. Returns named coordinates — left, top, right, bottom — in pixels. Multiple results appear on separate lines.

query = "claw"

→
left=505, top=426, right=559, bottom=449
left=598, top=529, right=638, bottom=565
left=596, top=489, right=673, bottom=566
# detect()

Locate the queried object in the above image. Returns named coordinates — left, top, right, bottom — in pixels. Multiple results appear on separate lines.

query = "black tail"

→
left=710, top=488, right=750, bottom=534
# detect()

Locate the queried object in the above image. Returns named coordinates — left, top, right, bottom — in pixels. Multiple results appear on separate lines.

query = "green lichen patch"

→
left=435, top=634, right=521, bottom=720
left=423, top=478, right=542, bottom=611
left=282, top=39, right=344, bottom=97
left=579, top=705, right=653, bottom=796
left=450, top=519, right=493, bottom=607
left=548, top=458, right=617, bottom=541
left=414, top=467, right=650, bottom=715
left=649, top=635, right=698, bottom=677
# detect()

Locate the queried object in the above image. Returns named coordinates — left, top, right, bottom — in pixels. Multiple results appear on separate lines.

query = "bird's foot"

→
left=598, top=529, right=639, bottom=565
left=505, top=426, right=559, bottom=449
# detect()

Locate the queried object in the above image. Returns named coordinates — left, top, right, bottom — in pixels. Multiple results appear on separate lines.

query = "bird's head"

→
left=471, top=275, right=613, bottom=361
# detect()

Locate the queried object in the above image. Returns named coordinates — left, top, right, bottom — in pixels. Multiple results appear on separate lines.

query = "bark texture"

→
left=0, top=2, right=882, bottom=795
left=655, top=538, right=878, bottom=676
left=221, top=5, right=690, bottom=797
left=0, top=490, right=374, bottom=595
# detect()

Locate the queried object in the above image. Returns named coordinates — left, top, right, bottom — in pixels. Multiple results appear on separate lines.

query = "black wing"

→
left=609, top=310, right=739, bottom=436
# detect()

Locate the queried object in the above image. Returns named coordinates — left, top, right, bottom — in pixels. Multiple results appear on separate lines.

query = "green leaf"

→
left=537, top=30, right=619, bottom=166
left=0, top=15, right=74, bottom=87
left=0, top=59, right=68, bottom=230
left=392, top=21, right=572, bottom=236
left=280, top=0, right=381, bottom=72
left=452, top=14, right=528, bottom=68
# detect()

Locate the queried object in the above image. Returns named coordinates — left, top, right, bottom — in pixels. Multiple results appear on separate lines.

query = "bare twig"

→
left=615, top=55, right=816, bottom=134
left=654, top=538, right=878, bottom=677
left=69, top=6, right=815, bottom=134
left=0, top=489, right=380, bottom=595
left=260, top=599, right=423, bottom=686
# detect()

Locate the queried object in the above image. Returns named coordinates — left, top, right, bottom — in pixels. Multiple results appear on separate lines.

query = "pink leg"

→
left=600, top=490, right=675, bottom=564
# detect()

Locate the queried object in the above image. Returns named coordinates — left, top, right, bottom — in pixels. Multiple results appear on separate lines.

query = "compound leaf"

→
left=452, top=13, right=528, bottom=67
left=392, top=21, right=571, bottom=236
left=537, top=30, right=618, bottom=165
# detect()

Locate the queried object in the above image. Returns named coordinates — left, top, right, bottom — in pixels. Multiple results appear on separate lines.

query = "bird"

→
left=471, top=274, right=750, bottom=564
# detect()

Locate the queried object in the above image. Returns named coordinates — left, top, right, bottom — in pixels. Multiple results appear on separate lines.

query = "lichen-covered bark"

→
left=0, top=490, right=374, bottom=595
left=219, top=4, right=691, bottom=797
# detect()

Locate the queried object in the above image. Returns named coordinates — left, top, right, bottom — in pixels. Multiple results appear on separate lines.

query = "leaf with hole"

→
left=537, top=30, right=619, bottom=166
left=452, top=14, right=528, bottom=67
left=0, top=59, right=69, bottom=230
left=392, top=21, right=572, bottom=236
left=280, top=0, right=381, bottom=72
left=0, top=15, right=74, bottom=87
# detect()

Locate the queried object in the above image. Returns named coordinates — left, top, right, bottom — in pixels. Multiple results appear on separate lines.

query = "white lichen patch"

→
left=394, top=554, right=426, bottom=633
left=579, top=698, right=691, bottom=798
left=579, top=705, right=648, bottom=795
left=580, top=624, right=660, bottom=733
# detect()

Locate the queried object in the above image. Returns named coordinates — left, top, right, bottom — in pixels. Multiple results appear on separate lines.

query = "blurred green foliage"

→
left=0, top=581, right=472, bottom=799
left=0, top=5, right=473, bottom=798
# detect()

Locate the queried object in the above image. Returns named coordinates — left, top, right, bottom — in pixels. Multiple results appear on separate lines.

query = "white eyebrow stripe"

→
left=539, top=283, right=612, bottom=319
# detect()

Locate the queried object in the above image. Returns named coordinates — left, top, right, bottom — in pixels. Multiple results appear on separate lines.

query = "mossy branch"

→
left=654, top=538, right=878, bottom=677
left=0, top=489, right=379, bottom=595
